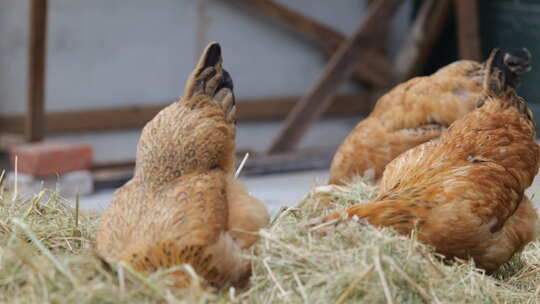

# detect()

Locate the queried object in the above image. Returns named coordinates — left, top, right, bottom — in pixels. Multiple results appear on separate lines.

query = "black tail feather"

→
left=486, top=47, right=532, bottom=90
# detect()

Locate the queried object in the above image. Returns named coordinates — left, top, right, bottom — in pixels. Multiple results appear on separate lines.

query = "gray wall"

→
left=0, top=0, right=412, bottom=162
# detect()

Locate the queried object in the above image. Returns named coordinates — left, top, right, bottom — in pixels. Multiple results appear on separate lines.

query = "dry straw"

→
left=0, top=177, right=539, bottom=303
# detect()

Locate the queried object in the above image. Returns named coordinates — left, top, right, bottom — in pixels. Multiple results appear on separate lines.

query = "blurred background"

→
left=0, top=0, right=538, bottom=212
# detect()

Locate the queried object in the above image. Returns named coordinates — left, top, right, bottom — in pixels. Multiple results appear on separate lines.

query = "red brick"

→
left=10, top=142, right=93, bottom=176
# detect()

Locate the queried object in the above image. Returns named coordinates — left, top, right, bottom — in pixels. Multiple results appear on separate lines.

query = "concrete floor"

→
left=79, top=169, right=540, bottom=215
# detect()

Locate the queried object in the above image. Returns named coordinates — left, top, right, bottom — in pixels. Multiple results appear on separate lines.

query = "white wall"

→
left=0, top=0, right=29, bottom=114
left=0, top=0, right=412, bottom=162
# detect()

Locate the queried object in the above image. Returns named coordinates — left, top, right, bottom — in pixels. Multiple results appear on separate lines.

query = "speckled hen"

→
left=96, top=43, right=269, bottom=288
left=329, top=48, right=532, bottom=185
left=318, top=49, right=540, bottom=273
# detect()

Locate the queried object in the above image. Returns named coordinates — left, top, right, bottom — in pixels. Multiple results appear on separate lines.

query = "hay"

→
left=1, top=179, right=540, bottom=303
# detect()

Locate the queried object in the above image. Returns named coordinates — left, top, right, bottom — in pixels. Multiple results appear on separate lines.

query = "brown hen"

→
left=96, top=43, right=269, bottom=288
left=329, top=48, right=532, bottom=185
left=318, top=49, right=540, bottom=273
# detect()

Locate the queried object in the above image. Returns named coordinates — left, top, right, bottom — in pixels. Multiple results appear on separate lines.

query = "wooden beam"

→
left=241, top=147, right=335, bottom=176
left=367, top=0, right=391, bottom=54
left=26, top=0, right=48, bottom=142
left=93, top=166, right=134, bottom=190
left=92, top=149, right=254, bottom=173
left=345, top=50, right=395, bottom=89
left=236, top=0, right=394, bottom=88
left=0, top=93, right=376, bottom=134
left=455, top=0, right=481, bottom=61
left=394, top=0, right=452, bottom=81
left=267, top=0, right=403, bottom=154
left=91, top=146, right=337, bottom=189
left=238, top=94, right=376, bottom=121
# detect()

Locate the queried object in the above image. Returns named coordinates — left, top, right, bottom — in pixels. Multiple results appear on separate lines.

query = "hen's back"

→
left=328, top=60, right=484, bottom=185
left=328, top=49, right=532, bottom=185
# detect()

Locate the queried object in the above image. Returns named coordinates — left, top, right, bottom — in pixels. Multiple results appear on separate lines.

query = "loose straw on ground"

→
left=1, top=178, right=539, bottom=303
left=383, top=255, right=433, bottom=303
left=374, top=249, right=394, bottom=304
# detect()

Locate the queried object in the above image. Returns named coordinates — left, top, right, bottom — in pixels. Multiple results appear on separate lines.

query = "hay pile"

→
left=1, top=179, right=539, bottom=303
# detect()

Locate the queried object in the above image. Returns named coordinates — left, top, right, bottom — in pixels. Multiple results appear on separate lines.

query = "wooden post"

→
left=394, top=0, right=452, bottom=81
left=455, top=0, right=481, bottom=61
left=26, top=0, right=48, bottom=142
left=267, top=0, right=403, bottom=154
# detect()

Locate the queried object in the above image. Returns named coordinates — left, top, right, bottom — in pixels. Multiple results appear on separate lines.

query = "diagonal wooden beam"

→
left=238, top=0, right=342, bottom=50
left=267, top=0, right=403, bottom=154
left=367, top=0, right=391, bottom=54
left=26, top=0, right=48, bottom=142
left=236, top=0, right=395, bottom=88
left=91, top=146, right=338, bottom=188
left=455, top=0, right=481, bottom=61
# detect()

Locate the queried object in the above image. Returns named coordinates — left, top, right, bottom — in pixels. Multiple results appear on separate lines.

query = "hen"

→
left=317, top=49, right=540, bottom=273
left=96, top=43, right=269, bottom=288
left=328, top=48, right=532, bottom=185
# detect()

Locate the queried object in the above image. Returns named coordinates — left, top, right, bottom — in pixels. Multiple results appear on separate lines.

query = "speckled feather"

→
left=323, top=83, right=540, bottom=272
left=96, top=43, right=269, bottom=288
left=329, top=58, right=516, bottom=185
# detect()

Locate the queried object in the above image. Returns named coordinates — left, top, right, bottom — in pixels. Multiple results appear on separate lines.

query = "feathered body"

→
left=320, top=50, right=540, bottom=272
left=96, top=43, right=269, bottom=288
left=329, top=49, right=532, bottom=185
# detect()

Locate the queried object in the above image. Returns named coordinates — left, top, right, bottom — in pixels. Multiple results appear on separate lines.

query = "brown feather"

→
left=321, top=83, right=540, bottom=273
left=96, top=43, right=269, bottom=288
left=329, top=50, right=530, bottom=185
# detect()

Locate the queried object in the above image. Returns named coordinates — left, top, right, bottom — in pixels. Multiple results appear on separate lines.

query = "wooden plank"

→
left=236, top=0, right=394, bottom=87
left=394, top=0, right=452, bottom=81
left=267, top=0, right=403, bottom=154
left=455, top=0, right=481, bottom=61
left=0, top=93, right=376, bottom=134
left=92, top=166, right=135, bottom=190
left=26, top=0, right=48, bottom=142
left=239, top=93, right=376, bottom=121
left=347, top=50, right=395, bottom=88
left=91, top=149, right=255, bottom=172
left=91, top=146, right=337, bottom=189
left=241, top=147, right=335, bottom=176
